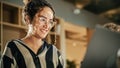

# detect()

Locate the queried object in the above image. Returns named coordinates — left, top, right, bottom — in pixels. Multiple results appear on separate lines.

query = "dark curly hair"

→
left=23, top=0, right=55, bottom=22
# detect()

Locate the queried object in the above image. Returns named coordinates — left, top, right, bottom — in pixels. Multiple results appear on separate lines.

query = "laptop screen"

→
left=81, top=25, right=120, bottom=68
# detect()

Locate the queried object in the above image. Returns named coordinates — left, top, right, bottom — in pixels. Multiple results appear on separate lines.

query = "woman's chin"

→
left=40, top=34, right=47, bottom=39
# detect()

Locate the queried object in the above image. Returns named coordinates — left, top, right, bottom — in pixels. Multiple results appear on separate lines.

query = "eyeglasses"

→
left=38, top=16, right=55, bottom=27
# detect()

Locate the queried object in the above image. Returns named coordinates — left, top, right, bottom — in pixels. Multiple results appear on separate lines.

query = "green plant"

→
left=66, top=59, right=76, bottom=68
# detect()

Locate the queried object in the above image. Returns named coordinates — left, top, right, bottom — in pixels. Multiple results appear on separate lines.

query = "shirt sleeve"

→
left=0, top=41, right=16, bottom=68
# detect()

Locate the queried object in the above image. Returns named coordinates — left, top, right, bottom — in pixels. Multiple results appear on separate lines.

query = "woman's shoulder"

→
left=5, top=39, right=20, bottom=47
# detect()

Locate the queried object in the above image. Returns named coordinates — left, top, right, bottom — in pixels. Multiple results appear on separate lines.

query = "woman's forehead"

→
left=37, top=7, right=54, bottom=19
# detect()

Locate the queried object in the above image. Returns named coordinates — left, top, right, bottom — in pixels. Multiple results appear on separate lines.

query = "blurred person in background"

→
left=104, top=22, right=120, bottom=68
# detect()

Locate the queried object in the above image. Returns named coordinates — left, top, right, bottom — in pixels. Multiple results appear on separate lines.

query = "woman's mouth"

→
left=41, top=29, right=48, bottom=34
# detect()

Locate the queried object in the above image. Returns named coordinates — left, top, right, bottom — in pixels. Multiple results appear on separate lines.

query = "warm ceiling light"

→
left=23, top=0, right=31, bottom=5
left=75, top=3, right=85, bottom=9
left=75, top=0, right=90, bottom=9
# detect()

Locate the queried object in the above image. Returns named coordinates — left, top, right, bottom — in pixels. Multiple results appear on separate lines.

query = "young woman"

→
left=1, top=0, right=64, bottom=68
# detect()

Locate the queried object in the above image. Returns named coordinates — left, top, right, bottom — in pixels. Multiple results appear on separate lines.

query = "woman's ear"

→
left=24, top=15, right=31, bottom=25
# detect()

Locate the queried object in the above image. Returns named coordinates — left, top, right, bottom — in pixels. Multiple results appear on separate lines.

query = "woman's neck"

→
left=23, top=35, right=43, bottom=46
left=21, top=35, right=43, bottom=54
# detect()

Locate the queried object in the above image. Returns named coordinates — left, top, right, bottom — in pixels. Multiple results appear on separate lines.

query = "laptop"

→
left=81, top=25, right=120, bottom=68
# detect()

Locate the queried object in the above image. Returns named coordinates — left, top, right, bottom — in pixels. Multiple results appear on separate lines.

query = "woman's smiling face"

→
left=29, top=6, right=54, bottom=39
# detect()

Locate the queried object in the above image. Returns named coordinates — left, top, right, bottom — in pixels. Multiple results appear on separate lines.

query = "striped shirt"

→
left=1, top=39, right=64, bottom=68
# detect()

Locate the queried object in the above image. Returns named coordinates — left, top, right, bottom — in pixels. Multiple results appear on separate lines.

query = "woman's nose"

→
left=43, top=22, right=50, bottom=29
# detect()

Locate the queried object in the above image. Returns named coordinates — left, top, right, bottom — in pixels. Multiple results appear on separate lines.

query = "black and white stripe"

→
left=1, top=39, right=64, bottom=68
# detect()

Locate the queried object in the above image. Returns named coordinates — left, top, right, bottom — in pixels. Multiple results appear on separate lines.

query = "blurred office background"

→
left=0, top=0, right=120, bottom=68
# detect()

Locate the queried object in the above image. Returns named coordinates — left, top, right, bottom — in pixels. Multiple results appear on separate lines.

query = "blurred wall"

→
left=3, top=0, right=110, bottom=28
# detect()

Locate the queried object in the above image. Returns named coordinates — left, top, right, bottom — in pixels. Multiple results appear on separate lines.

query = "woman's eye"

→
left=39, top=17, right=46, bottom=22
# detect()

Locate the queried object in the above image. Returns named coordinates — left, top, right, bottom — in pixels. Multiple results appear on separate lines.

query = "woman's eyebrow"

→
left=38, top=15, right=53, bottom=20
left=38, top=15, right=47, bottom=19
